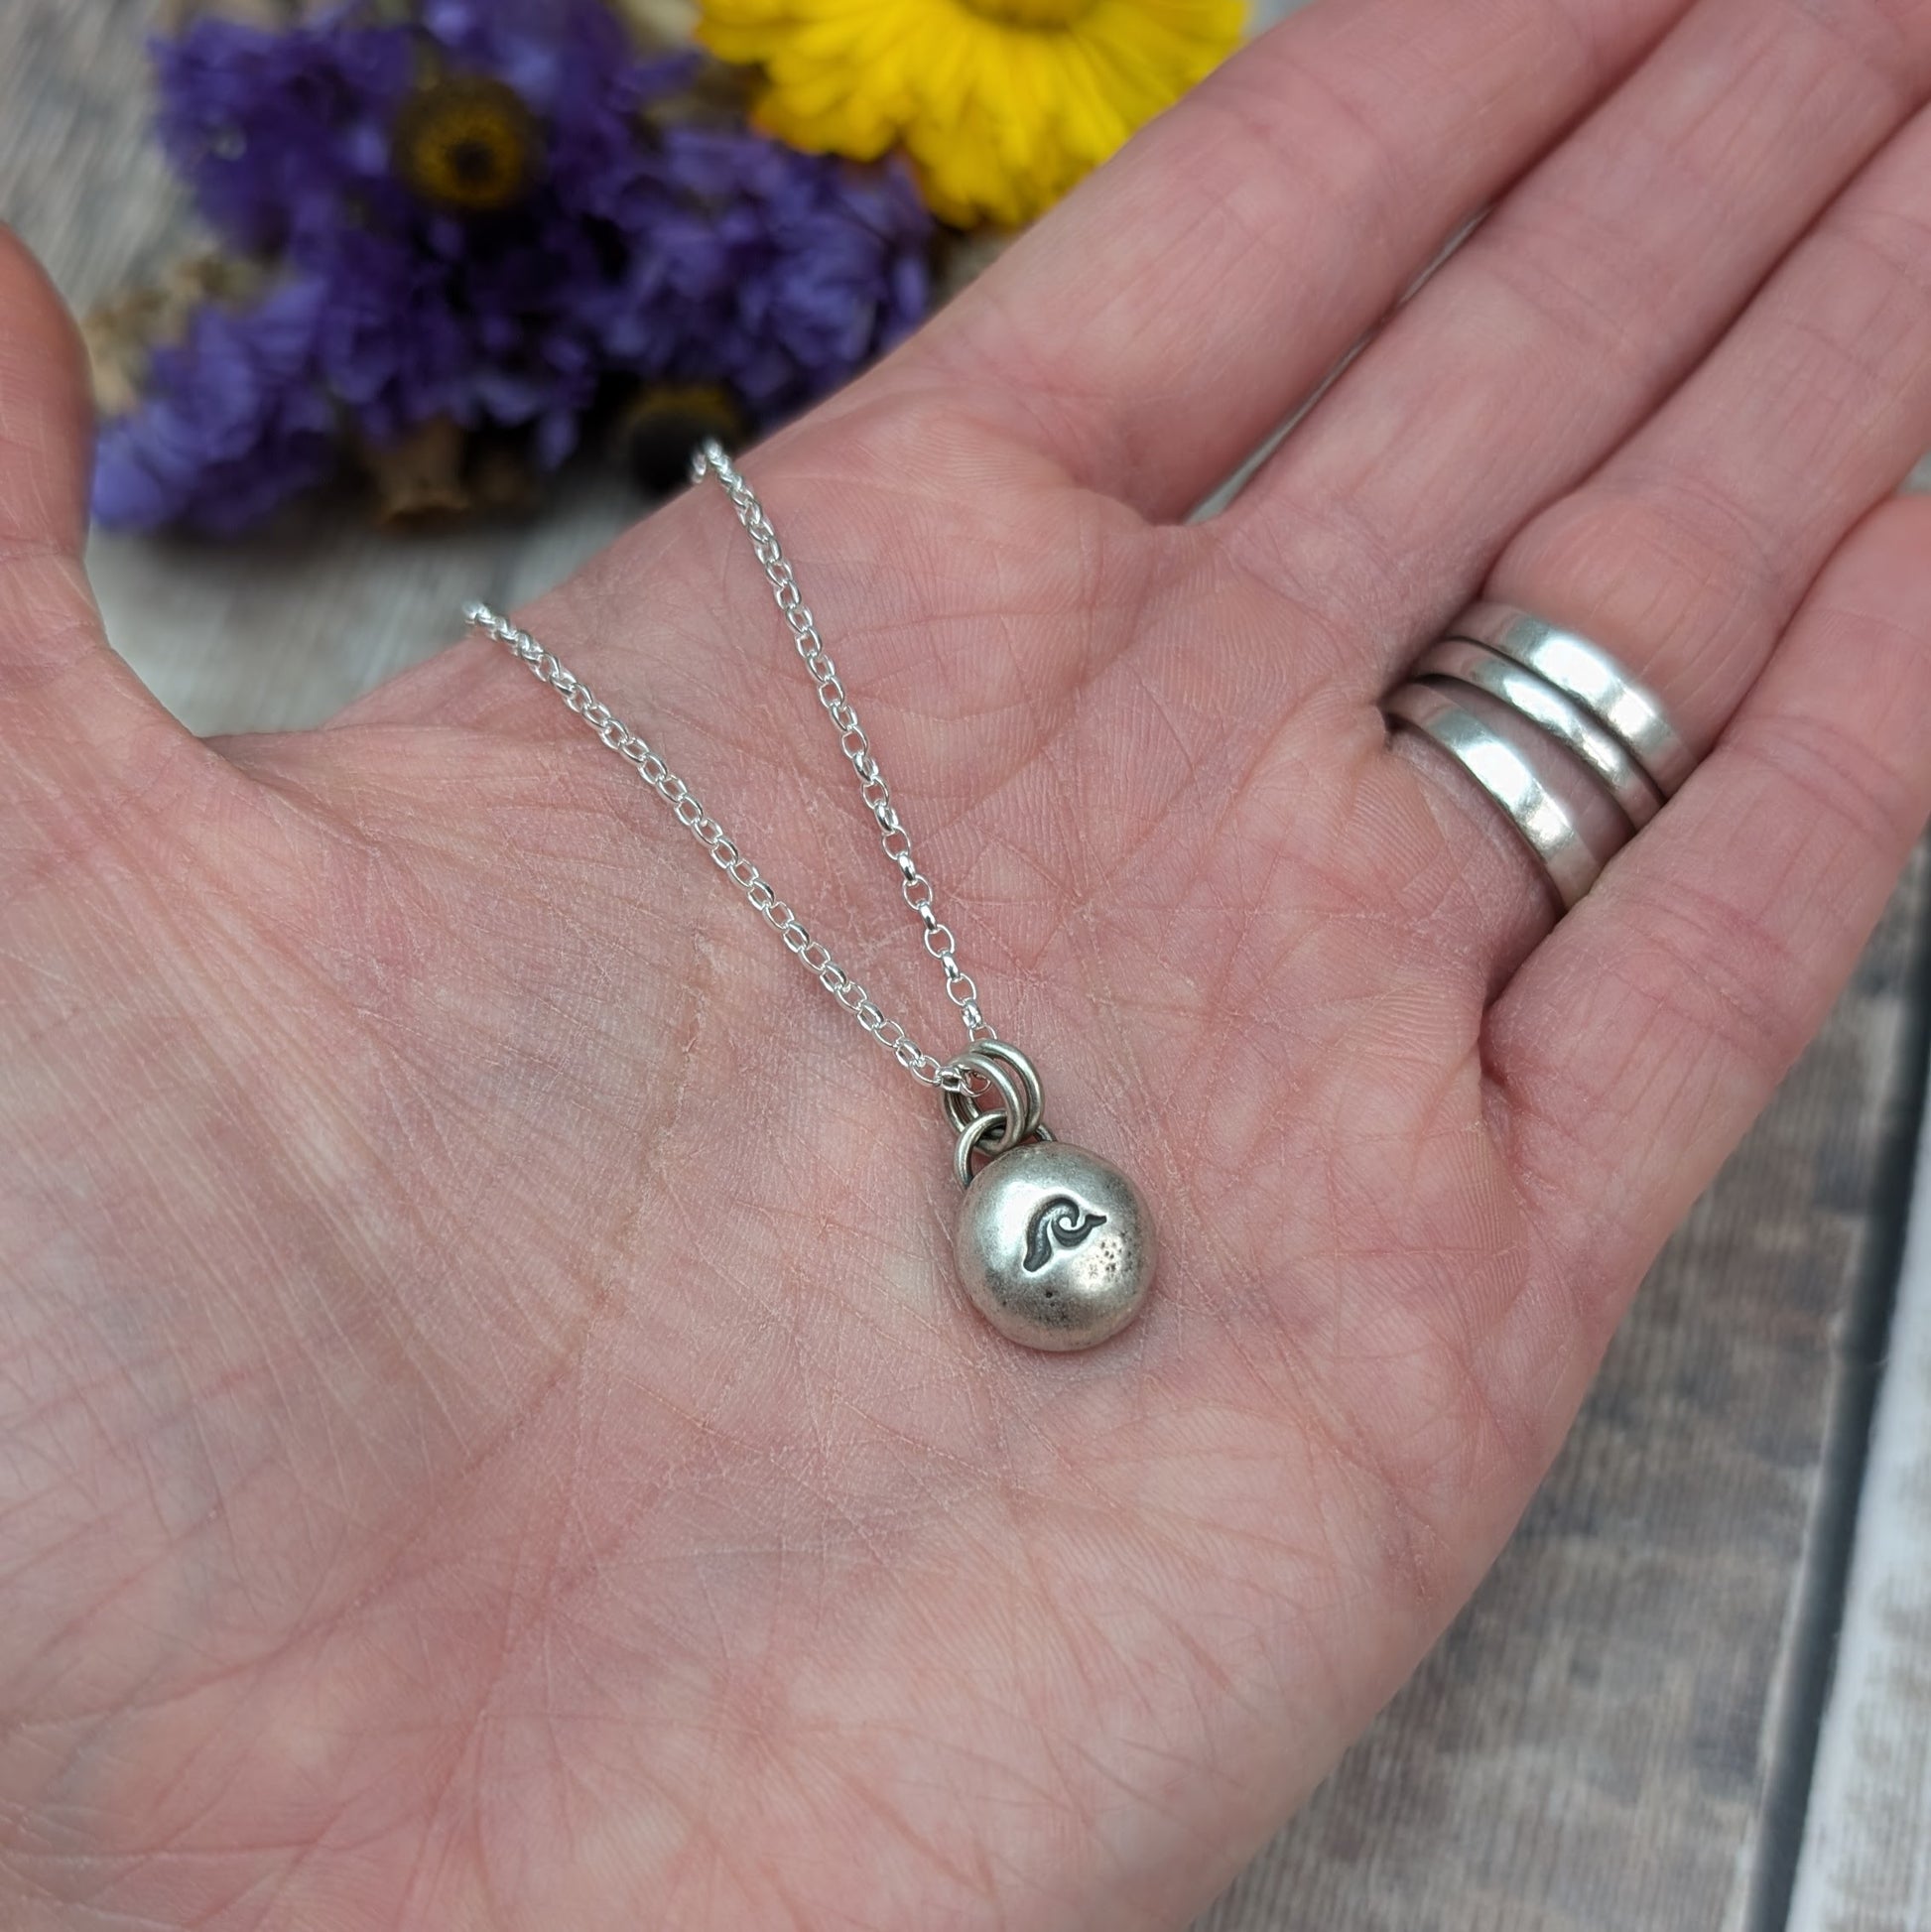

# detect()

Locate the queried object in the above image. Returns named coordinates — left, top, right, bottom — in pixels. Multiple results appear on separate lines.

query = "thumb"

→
left=0, top=228, right=203, bottom=846
left=0, top=226, right=91, bottom=554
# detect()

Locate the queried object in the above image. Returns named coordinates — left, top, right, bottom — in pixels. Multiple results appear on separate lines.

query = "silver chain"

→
left=463, top=439, right=993, bottom=1094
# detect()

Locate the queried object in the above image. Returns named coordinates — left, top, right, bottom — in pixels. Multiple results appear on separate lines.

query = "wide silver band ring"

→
left=1385, top=683, right=1616, bottom=909
left=1444, top=600, right=1695, bottom=797
left=1413, top=638, right=1664, bottom=831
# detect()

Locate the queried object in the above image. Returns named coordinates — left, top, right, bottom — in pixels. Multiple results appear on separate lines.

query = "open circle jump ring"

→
left=969, top=1040, right=1046, bottom=1141
left=953, top=1110, right=1056, bottom=1190
left=942, top=1041, right=1045, bottom=1144
left=942, top=1052, right=1030, bottom=1146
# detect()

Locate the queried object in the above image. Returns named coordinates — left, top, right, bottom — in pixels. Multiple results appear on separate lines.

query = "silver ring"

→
left=942, top=1051, right=1032, bottom=1150
left=1444, top=600, right=1695, bottom=796
left=971, top=1040, right=1047, bottom=1143
left=954, top=1111, right=1055, bottom=1190
left=1385, top=683, right=1619, bottom=909
left=1414, top=638, right=1664, bottom=830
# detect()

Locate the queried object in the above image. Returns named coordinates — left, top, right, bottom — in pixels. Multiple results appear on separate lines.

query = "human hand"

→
left=7, top=0, right=1931, bottom=1923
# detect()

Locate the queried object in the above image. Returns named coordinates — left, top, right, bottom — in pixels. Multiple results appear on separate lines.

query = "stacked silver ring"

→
left=1384, top=600, right=1694, bottom=909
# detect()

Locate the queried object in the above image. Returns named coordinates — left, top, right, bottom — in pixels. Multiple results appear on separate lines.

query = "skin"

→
left=5, top=0, right=1931, bottom=1923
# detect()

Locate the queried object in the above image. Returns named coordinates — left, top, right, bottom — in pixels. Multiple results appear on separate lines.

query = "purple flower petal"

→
left=153, top=12, right=414, bottom=253
left=92, top=276, right=337, bottom=534
left=122, top=3, right=931, bottom=529
left=598, top=129, right=934, bottom=419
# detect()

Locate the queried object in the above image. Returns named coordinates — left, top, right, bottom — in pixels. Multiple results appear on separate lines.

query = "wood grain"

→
left=1789, top=1070, right=1931, bottom=1932
left=4, top=4, right=1930, bottom=1928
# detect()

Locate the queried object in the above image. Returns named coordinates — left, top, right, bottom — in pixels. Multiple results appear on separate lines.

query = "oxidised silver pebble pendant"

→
left=946, top=1043, right=1155, bottom=1352
left=957, top=1141, right=1155, bottom=1352
left=473, top=447, right=1161, bottom=1360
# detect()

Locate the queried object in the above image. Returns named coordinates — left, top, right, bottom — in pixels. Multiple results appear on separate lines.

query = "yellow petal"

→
left=695, top=0, right=1244, bottom=225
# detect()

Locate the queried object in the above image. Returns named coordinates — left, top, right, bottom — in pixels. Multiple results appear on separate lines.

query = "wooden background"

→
left=5, top=3, right=1931, bottom=1926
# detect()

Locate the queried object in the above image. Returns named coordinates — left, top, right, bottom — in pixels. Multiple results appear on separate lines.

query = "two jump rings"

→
left=942, top=1041, right=1055, bottom=1189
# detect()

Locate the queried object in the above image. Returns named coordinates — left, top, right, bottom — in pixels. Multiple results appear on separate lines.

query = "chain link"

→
left=692, top=442, right=994, bottom=1046
left=464, top=441, right=994, bottom=1093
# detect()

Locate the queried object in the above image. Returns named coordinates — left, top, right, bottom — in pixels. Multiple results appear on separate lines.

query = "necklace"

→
left=464, top=441, right=1155, bottom=1352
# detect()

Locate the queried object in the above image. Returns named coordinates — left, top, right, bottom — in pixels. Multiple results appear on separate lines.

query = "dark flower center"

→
left=392, top=74, right=539, bottom=212
left=620, top=385, right=747, bottom=495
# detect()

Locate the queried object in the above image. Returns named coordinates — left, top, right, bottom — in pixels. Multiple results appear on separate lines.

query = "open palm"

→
left=9, top=0, right=1931, bottom=1925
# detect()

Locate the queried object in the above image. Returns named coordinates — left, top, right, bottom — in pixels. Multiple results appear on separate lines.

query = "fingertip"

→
left=0, top=223, right=93, bottom=560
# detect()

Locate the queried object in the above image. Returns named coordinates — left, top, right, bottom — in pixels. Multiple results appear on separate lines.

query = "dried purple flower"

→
left=289, top=6, right=693, bottom=465
left=90, top=277, right=337, bottom=535
left=153, top=12, right=413, bottom=254
left=601, top=129, right=931, bottom=417
left=421, top=0, right=640, bottom=118
left=96, top=2, right=935, bottom=533
left=308, top=214, right=613, bottom=464
left=391, top=73, right=543, bottom=214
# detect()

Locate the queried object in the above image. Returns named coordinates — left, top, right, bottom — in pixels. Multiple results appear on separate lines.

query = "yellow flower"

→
left=697, top=0, right=1242, bottom=227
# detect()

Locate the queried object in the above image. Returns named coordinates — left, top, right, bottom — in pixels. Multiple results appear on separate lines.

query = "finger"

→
left=899, top=0, right=1692, bottom=520
left=1219, top=0, right=1931, bottom=657
left=1367, top=94, right=1931, bottom=975
left=0, top=228, right=202, bottom=857
left=1483, top=493, right=1931, bottom=1331
left=1486, top=105, right=1931, bottom=744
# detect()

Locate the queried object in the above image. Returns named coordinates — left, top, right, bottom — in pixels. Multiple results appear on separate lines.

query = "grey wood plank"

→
left=84, top=479, right=645, bottom=735
left=1788, top=1055, right=1931, bottom=1932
